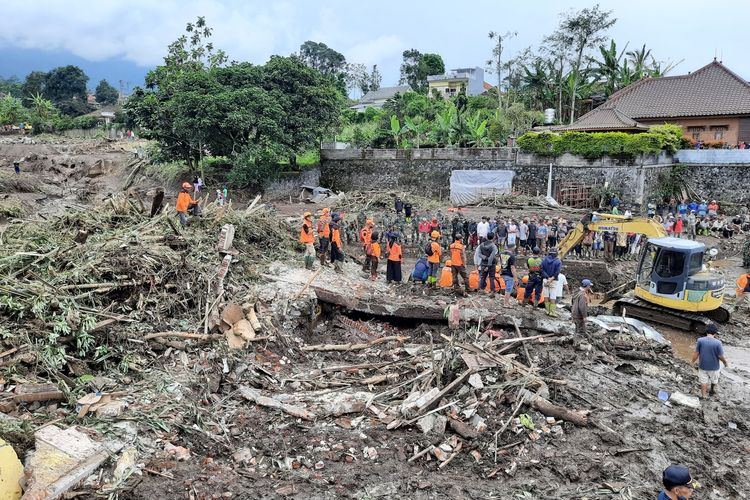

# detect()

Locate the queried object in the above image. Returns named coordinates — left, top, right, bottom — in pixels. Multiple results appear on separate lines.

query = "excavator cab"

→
left=633, top=237, right=728, bottom=324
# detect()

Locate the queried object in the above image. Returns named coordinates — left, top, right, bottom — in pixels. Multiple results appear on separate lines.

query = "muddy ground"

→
left=0, top=137, right=749, bottom=499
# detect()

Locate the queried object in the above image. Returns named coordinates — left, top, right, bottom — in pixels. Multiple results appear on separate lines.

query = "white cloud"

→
left=0, top=0, right=300, bottom=67
left=346, top=35, right=404, bottom=68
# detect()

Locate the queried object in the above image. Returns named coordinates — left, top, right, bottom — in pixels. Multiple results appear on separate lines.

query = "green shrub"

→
left=72, top=115, right=100, bottom=129
left=518, top=124, right=684, bottom=159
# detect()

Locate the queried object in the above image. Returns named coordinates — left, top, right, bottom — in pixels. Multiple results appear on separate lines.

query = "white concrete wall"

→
left=675, top=149, right=750, bottom=164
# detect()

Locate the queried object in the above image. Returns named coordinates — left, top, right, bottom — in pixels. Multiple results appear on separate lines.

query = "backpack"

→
left=424, top=242, right=434, bottom=257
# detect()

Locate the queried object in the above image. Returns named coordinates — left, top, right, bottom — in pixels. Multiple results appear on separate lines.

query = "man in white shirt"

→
left=507, top=219, right=518, bottom=248
left=477, top=216, right=490, bottom=241
left=518, top=219, right=529, bottom=250
left=552, top=272, right=570, bottom=304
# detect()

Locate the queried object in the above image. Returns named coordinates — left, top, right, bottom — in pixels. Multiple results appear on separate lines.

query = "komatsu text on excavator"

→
left=557, top=212, right=729, bottom=332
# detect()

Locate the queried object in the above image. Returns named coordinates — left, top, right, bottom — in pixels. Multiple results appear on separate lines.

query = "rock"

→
left=232, top=319, right=256, bottom=341
left=433, top=415, right=448, bottom=435
left=363, top=447, right=378, bottom=460
left=468, top=373, right=484, bottom=389
left=113, top=446, right=138, bottom=482
left=416, top=414, right=436, bottom=434
left=449, top=419, right=479, bottom=439
left=414, top=387, right=440, bottom=409
left=95, top=400, right=127, bottom=417
left=164, top=443, right=191, bottom=461
left=232, top=447, right=253, bottom=464
left=669, top=391, right=701, bottom=409
left=470, top=450, right=482, bottom=463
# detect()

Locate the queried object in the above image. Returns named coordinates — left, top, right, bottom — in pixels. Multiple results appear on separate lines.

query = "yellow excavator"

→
left=557, top=212, right=729, bottom=332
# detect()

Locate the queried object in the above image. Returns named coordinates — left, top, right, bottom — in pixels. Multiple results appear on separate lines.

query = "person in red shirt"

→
left=418, top=218, right=431, bottom=245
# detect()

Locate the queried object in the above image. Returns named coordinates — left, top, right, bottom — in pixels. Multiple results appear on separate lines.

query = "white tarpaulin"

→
left=449, top=170, right=514, bottom=205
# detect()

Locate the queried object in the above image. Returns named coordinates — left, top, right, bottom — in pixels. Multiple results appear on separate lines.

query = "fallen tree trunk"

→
left=529, top=395, right=588, bottom=427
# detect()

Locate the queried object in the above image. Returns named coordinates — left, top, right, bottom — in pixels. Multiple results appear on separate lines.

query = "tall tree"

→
left=547, top=4, right=616, bottom=124
left=0, top=77, right=23, bottom=97
left=95, top=79, right=119, bottom=105
left=368, top=64, right=382, bottom=92
left=297, top=41, right=348, bottom=94
left=22, top=71, right=48, bottom=103
left=399, top=50, right=445, bottom=94
left=44, top=65, right=89, bottom=102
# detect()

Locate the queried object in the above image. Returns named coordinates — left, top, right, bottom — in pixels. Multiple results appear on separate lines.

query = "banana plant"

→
left=404, top=116, right=430, bottom=148
left=465, top=111, right=490, bottom=147
left=389, top=114, right=408, bottom=149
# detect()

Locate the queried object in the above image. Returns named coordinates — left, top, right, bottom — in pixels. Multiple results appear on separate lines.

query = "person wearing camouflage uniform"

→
left=743, top=237, right=750, bottom=268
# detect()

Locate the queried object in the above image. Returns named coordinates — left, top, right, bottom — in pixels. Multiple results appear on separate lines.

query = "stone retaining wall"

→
left=320, top=148, right=672, bottom=205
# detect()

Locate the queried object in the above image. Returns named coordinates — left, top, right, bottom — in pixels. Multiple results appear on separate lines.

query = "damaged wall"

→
left=681, top=165, right=750, bottom=204
left=264, top=167, right=320, bottom=200
left=320, top=148, right=673, bottom=204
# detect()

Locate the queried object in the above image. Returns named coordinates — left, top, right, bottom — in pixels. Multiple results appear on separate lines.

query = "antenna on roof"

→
left=720, top=50, right=723, bottom=63
left=713, top=48, right=717, bottom=61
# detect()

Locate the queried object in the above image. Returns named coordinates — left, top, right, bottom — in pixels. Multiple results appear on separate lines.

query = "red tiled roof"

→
left=562, top=61, right=750, bottom=131
left=554, top=107, right=649, bottom=131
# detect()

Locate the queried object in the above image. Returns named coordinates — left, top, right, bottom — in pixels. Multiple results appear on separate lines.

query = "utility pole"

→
left=488, top=31, right=517, bottom=110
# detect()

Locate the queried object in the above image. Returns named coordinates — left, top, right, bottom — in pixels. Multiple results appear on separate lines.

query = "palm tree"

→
left=627, top=44, right=653, bottom=80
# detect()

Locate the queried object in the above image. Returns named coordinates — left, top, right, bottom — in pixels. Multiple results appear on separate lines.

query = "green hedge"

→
left=517, top=124, right=683, bottom=159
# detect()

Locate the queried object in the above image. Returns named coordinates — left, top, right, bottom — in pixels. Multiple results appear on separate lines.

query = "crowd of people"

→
left=647, top=198, right=750, bottom=240
left=300, top=199, right=595, bottom=328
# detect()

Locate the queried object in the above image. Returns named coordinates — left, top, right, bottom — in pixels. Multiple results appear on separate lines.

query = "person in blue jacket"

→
left=411, top=257, right=430, bottom=283
left=541, top=247, right=562, bottom=317
left=658, top=464, right=697, bottom=499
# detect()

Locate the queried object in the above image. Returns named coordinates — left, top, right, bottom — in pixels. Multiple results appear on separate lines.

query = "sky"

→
left=0, top=0, right=748, bottom=95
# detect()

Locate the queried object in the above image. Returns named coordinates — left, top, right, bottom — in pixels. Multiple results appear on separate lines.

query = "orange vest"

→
left=427, top=241, right=442, bottom=264
left=439, top=267, right=454, bottom=287
left=175, top=191, right=194, bottom=212
left=449, top=241, right=465, bottom=267
left=360, top=227, right=372, bottom=245
left=737, top=274, right=750, bottom=297
left=370, top=242, right=381, bottom=258
left=300, top=221, right=314, bottom=244
left=468, top=268, right=505, bottom=291
left=388, top=243, right=402, bottom=262
left=317, top=217, right=331, bottom=238
left=331, top=227, right=342, bottom=247
left=516, top=277, right=545, bottom=303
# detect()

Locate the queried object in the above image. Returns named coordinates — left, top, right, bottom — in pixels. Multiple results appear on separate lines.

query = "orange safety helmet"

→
left=445, top=260, right=452, bottom=267
left=322, top=207, right=330, bottom=214
left=521, top=275, right=529, bottom=284
left=303, top=211, right=312, bottom=218
left=431, top=230, right=440, bottom=239
left=182, top=182, right=192, bottom=189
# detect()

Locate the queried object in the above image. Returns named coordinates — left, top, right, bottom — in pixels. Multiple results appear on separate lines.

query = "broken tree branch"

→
left=301, top=335, right=408, bottom=352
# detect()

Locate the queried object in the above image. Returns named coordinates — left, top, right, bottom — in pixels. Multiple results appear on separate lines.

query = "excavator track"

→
left=612, top=297, right=731, bottom=333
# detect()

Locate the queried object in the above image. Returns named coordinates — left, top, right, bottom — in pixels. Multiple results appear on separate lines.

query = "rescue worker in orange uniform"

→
left=516, top=275, right=545, bottom=305
left=386, top=237, right=403, bottom=283
left=449, top=234, right=470, bottom=295
left=175, top=182, right=200, bottom=227
left=317, top=207, right=332, bottom=267
left=736, top=271, right=750, bottom=308
left=330, top=213, right=344, bottom=273
left=426, top=231, right=442, bottom=287
left=360, top=219, right=374, bottom=271
left=368, top=232, right=381, bottom=280
left=300, top=211, right=316, bottom=270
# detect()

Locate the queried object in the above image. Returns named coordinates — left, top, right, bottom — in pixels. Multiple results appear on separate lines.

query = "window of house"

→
left=710, top=125, right=728, bottom=140
left=687, top=126, right=705, bottom=132
left=687, top=126, right=704, bottom=141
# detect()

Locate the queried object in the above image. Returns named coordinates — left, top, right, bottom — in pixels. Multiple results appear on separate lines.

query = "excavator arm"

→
left=557, top=213, right=667, bottom=259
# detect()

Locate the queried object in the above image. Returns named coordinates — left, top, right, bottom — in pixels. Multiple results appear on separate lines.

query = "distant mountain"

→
left=0, top=46, right=152, bottom=94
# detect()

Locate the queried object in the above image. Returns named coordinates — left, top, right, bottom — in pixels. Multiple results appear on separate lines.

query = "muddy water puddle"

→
left=659, top=326, right=750, bottom=384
